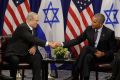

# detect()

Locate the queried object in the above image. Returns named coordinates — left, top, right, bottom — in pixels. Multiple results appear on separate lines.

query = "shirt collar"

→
left=95, top=25, right=103, bottom=32
left=27, top=23, right=33, bottom=30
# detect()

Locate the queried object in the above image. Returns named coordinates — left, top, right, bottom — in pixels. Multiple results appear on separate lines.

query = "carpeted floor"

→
left=1, top=70, right=111, bottom=80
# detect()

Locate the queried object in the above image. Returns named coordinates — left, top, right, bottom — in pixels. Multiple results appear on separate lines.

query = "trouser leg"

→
left=6, top=55, right=19, bottom=80
left=82, top=54, right=94, bottom=80
left=72, top=63, right=80, bottom=80
left=72, top=46, right=95, bottom=80
left=72, top=49, right=88, bottom=80
left=30, top=52, right=42, bottom=80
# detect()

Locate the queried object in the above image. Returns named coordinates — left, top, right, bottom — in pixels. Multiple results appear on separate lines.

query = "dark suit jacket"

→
left=63, top=26, right=117, bottom=56
left=5, top=23, right=46, bottom=56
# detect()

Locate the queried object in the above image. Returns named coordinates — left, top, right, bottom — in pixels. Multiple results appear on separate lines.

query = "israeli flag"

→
left=38, top=0, right=64, bottom=42
left=36, top=0, right=64, bottom=75
left=101, top=0, right=120, bottom=37
left=36, top=0, right=64, bottom=58
left=37, top=0, right=64, bottom=56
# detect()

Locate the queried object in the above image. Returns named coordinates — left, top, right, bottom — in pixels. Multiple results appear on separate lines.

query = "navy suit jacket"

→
left=63, top=26, right=117, bottom=56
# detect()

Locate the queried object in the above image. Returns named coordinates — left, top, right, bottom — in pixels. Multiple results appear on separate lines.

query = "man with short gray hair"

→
left=5, top=12, right=56, bottom=80
left=55, top=13, right=117, bottom=80
left=70, top=13, right=116, bottom=80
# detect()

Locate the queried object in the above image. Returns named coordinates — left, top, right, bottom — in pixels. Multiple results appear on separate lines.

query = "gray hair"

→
left=94, top=13, right=105, bottom=24
left=26, top=12, right=38, bottom=21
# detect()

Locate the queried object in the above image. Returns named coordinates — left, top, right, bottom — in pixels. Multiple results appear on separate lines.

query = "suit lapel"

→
left=99, top=26, right=106, bottom=42
left=24, top=23, right=33, bottom=35
left=88, top=27, right=95, bottom=45
left=91, top=28, right=95, bottom=42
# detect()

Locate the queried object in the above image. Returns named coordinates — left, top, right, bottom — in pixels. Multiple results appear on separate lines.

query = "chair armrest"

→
left=0, top=54, right=2, bottom=63
left=98, top=64, right=111, bottom=68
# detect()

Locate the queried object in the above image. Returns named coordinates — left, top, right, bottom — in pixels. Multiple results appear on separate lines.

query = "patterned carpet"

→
left=1, top=70, right=111, bottom=80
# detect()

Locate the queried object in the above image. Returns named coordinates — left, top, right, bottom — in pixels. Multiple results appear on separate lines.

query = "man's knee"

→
left=84, top=54, right=93, bottom=62
left=7, top=55, right=19, bottom=66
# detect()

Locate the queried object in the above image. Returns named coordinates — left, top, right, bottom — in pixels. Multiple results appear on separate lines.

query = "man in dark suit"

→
left=56, top=13, right=117, bottom=80
left=5, top=12, right=56, bottom=80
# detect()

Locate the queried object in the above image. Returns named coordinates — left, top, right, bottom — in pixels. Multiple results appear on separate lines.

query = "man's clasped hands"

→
left=28, top=42, right=62, bottom=55
left=48, top=41, right=62, bottom=48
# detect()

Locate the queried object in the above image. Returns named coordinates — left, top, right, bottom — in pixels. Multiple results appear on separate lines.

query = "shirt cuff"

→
left=61, top=42, right=64, bottom=46
left=45, top=41, right=49, bottom=46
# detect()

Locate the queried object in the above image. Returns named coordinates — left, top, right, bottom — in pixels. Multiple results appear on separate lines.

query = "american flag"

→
left=65, top=0, right=94, bottom=58
left=2, top=0, right=30, bottom=35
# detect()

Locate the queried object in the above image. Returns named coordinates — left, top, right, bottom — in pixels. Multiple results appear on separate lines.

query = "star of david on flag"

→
left=38, top=0, right=64, bottom=43
left=43, top=1, right=59, bottom=27
left=104, top=4, right=118, bottom=26
left=101, top=0, right=120, bottom=37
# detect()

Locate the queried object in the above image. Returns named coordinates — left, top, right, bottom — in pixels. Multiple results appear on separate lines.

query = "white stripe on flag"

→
left=5, top=10, right=17, bottom=30
left=3, top=23, right=12, bottom=34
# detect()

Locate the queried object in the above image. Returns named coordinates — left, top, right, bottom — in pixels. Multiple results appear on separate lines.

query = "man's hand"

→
left=48, top=42, right=62, bottom=48
left=95, top=50, right=105, bottom=58
left=28, top=46, right=36, bottom=55
left=53, top=41, right=62, bottom=47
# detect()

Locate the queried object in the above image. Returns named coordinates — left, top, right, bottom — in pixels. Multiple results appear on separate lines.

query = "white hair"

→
left=26, top=12, right=38, bottom=21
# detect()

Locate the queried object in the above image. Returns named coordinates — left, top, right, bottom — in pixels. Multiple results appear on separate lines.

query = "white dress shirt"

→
left=94, top=27, right=103, bottom=48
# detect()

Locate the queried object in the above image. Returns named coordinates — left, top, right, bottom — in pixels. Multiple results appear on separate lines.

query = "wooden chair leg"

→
left=21, top=69, right=25, bottom=80
left=55, top=69, right=58, bottom=78
left=80, top=72, right=83, bottom=80
left=95, top=71, right=98, bottom=80
left=0, top=69, right=2, bottom=75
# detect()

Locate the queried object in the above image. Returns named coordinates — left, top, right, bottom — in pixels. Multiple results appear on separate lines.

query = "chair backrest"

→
left=0, top=35, right=30, bottom=80
left=0, top=35, right=12, bottom=61
left=116, top=38, right=120, bottom=50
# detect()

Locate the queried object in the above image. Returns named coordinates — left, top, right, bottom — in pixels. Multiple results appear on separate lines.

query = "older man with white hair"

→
left=5, top=12, right=56, bottom=80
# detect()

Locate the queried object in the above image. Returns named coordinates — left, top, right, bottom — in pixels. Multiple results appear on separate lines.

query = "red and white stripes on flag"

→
left=65, top=0, right=94, bottom=58
left=2, top=0, right=30, bottom=36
